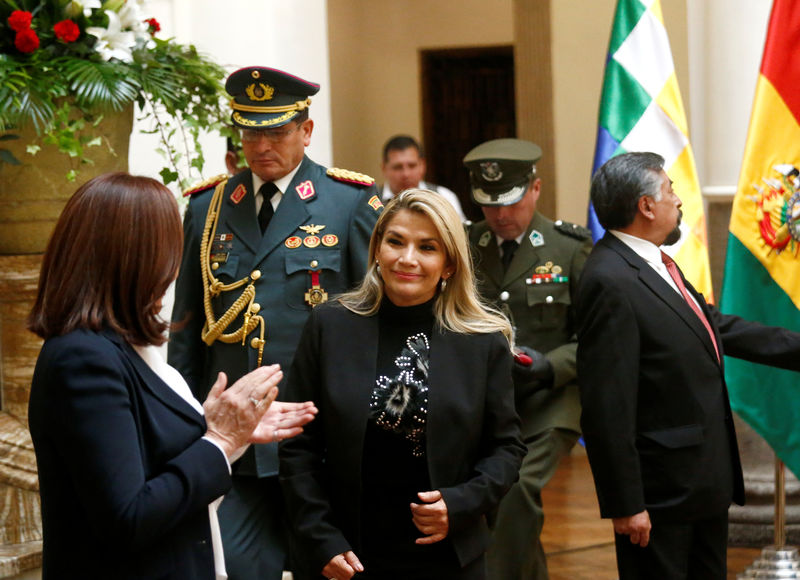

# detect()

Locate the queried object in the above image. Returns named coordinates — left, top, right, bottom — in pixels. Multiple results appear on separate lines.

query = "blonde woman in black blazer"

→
left=28, top=173, right=316, bottom=579
left=280, top=190, right=526, bottom=580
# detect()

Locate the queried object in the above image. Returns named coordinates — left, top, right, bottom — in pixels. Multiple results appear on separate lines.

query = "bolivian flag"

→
left=589, top=0, right=713, bottom=300
left=721, top=0, right=800, bottom=477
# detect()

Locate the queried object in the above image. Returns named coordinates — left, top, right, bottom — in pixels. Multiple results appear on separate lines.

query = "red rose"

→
left=53, top=20, right=80, bottom=43
left=144, top=17, right=161, bottom=35
left=7, top=10, right=33, bottom=32
left=14, top=28, right=39, bottom=53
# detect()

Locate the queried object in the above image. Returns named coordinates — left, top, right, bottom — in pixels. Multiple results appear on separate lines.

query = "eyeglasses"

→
left=241, top=124, right=301, bottom=144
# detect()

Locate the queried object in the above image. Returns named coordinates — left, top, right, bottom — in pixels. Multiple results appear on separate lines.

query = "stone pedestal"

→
left=0, top=256, right=44, bottom=577
left=729, top=413, right=800, bottom=546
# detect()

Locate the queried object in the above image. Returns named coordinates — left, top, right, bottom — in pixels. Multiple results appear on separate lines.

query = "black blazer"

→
left=28, top=329, right=231, bottom=579
left=576, top=234, right=800, bottom=522
left=278, top=302, right=525, bottom=575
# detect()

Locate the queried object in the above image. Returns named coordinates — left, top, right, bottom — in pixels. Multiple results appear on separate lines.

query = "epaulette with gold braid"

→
left=326, top=167, right=375, bottom=187
left=182, top=174, right=228, bottom=197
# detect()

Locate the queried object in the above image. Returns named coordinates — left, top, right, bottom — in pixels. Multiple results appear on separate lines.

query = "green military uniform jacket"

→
left=469, top=212, right=592, bottom=439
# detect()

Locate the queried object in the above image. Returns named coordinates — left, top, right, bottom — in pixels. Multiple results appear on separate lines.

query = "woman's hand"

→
left=321, top=551, right=363, bottom=579
left=250, top=400, right=318, bottom=444
left=411, top=490, right=449, bottom=544
left=203, top=365, right=283, bottom=458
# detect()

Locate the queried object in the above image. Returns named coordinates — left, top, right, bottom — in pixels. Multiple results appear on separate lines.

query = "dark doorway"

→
left=420, top=46, right=515, bottom=222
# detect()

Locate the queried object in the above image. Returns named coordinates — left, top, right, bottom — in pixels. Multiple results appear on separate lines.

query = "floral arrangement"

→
left=0, top=0, right=232, bottom=185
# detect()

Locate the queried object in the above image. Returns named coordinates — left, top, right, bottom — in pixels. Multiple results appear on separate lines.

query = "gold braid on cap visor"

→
left=231, top=97, right=312, bottom=113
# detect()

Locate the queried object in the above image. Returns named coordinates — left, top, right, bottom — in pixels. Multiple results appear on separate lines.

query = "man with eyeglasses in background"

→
left=170, top=66, right=382, bottom=580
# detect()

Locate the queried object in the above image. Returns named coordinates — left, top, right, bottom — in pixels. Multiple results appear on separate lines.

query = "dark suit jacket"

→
left=169, top=157, right=380, bottom=476
left=278, top=302, right=525, bottom=575
left=28, top=329, right=231, bottom=579
left=576, top=233, right=800, bottom=522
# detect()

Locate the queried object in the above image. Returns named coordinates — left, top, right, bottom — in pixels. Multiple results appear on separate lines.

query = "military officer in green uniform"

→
left=169, top=66, right=382, bottom=580
left=463, top=139, right=592, bottom=580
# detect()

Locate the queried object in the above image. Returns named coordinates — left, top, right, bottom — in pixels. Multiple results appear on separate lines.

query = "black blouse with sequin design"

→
left=360, top=297, right=459, bottom=574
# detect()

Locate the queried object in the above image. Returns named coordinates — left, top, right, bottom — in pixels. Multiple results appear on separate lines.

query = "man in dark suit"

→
left=464, top=138, right=592, bottom=580
left=576, top=151, right=800, bottom=579
left=169, top=66, right=382, bottom=580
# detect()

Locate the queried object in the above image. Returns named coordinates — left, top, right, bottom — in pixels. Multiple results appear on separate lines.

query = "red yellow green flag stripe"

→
left=721, top=0, right=800, bottom=477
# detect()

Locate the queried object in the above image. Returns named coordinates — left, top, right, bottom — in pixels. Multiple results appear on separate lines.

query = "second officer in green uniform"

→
left=463, top=139, right=592, bottom=580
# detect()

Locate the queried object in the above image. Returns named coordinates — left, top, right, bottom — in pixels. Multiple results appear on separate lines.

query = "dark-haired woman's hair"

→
left=28, top=172, right=182, bottom=346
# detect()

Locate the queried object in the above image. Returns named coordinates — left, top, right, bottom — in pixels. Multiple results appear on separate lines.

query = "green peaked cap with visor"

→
left=463, top=138, right=542, bottom=206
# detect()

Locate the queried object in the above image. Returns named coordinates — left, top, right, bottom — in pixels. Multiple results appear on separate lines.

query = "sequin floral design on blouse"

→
left=370, top=333, right=430, bottom=457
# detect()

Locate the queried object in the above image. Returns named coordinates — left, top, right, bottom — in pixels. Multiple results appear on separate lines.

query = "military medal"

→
left=303, top=236, right=320, bottom=248
left=305, top=271, right=328, bottom=307
left=529, top=260, right=568, bottom=284
left=321, top=234, right=339, bottom=247
left=285, top=236, right=302, bottom=248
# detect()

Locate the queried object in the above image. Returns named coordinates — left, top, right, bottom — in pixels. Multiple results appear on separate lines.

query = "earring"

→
left=375, top=260, right=381, bottom=274
left=440, top=278, right=447, bottom=291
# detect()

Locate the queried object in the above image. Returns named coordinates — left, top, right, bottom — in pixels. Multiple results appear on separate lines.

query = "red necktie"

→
left=661, top=252, right=720, bottom=361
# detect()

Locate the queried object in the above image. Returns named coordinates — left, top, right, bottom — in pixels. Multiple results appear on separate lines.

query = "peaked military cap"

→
left=463, top=138, right=542, bottom=206
left=226, top=66, right=320, bottom=129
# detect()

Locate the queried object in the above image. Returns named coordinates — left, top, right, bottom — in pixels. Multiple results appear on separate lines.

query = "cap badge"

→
left=251, top=70, right=260, bottom=79
left=245, top=82, right=274, bottom=101
left=480, top=161, right=503, bottom=182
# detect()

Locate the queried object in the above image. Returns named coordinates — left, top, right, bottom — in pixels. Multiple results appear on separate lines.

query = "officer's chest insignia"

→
left=285, top=236, right=302, bottom=249
left=529, top=229, right=545, bottom=247
left=303, top=236, right=321, bottom=248
left=214, top=233, right=233, bottom=242
left=296, top=180, right=316, bottom=200
left=230, top=184, right=247, bottom=204
left=322, top=234, right=339, bottom=247
left=368, top=195, right=384, bottom=211
left=529, top=260, right=568, bottom=284
left=478, top=230, right=492, bottom=247
left=300, top=224, right=325, bottom=235
left=211, top=233, right=234, bottom=264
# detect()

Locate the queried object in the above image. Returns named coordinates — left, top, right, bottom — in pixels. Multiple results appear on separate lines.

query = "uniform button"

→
left=310, top=260, right=319, bottom=268
left=250, top=303, right=261, bottom=313
left=250, top=337, right=265, bottom=349
left=555, top=220, right=563, bottom=226
left=211, top=262, right=219, bottom=271
left=250, top=270, right=261, bottom=280
left=499, top=291, right=510, bottom=301
left=545, top=295, right=554, bottom=304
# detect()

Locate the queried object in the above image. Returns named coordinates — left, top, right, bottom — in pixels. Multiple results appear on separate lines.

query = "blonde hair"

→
left=338, top=189, right=513, bottom=346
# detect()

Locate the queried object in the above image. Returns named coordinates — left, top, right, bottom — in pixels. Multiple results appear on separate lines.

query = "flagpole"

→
left=737, top=455, right=800, bottom=578
left=776, top=458, right=786, bottom=548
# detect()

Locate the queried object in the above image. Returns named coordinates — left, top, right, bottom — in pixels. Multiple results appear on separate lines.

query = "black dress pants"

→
left=614, top=512, right=728, bottom=580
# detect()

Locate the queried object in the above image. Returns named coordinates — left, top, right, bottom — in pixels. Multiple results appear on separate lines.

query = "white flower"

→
left=87, top=11, right=136, bottom=63
left=118, top=0, right=148, bottom=35
left=64, top=0, right=102, bottom=18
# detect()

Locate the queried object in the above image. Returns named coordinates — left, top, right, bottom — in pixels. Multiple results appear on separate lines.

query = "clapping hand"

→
left=251, top=399, right=318, bottom=444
